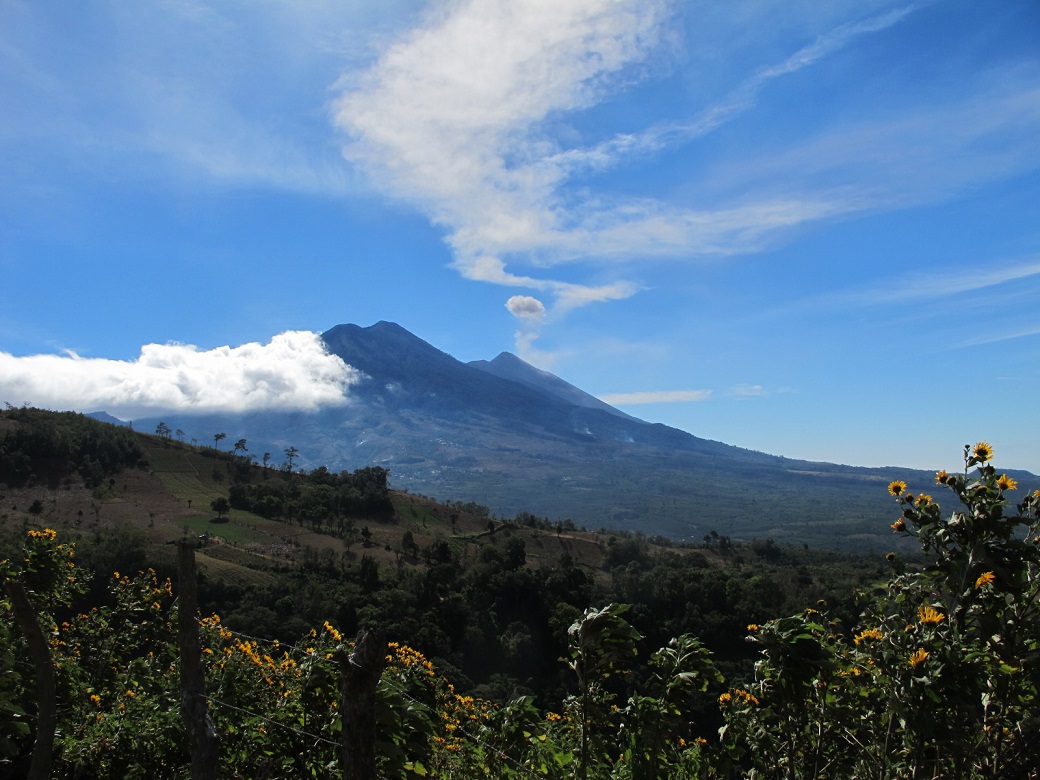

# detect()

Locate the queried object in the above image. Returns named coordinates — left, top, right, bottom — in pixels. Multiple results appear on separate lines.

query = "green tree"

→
left=284, top=446, right=299, bottom=472
left=400, top=530, right=416, bottom=557
left=210, top=497, right=230, bottom=520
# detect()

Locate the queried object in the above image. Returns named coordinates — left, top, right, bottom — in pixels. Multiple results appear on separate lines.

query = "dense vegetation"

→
left=0, top=405, right=144, bottom=489
left=2, top=411, right=1038, bottom=777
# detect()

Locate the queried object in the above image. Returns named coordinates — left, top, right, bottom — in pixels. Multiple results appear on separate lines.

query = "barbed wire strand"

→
left=200, top=694, right=338, bottom=748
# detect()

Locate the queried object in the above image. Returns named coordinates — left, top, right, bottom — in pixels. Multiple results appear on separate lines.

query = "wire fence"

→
left=208, top=621, right=551, bottom=780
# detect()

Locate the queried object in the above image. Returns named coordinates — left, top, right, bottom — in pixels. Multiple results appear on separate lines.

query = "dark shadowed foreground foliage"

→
left=1, top=412, right=1038, bottom=777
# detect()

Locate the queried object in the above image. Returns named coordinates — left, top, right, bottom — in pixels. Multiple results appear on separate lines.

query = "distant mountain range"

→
left=129, top=321, right=1036, bottom=549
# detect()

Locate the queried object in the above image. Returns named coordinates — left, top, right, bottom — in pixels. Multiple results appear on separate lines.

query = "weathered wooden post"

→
left=4, top=581, right=56, bottom=780
left=177, top=540, right=219, bottom=779
left=336, top=628, right=388, bottom=780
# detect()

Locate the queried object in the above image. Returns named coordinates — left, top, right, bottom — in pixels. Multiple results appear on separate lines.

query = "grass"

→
left=195, top=547, right=280, bottom=588
left=177, top=513, right=274, bottom=546
left=9, top=416, right=880, bottom=592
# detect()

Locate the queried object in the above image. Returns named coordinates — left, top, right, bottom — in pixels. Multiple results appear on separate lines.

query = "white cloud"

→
left=598, top=389, right=712, bottom=405
left=552, top=3, right=922, bottom=175
left=706, top=79, right=1040, bottom=215
left=506, top=295, right=546, bottom=321
left=957, top=326, right=1040, bottom=349
left=0, top=331, right=357, bottom=418
left=867, top=256, right=1040, bottom=304
left=512, top=330, right=570, bottom=370
left=334, top=0, right=675, bottom=309
left=463, top=256, right=640, bottom=316
left=730, top=384, right=769, bottom=398
left=332, top=0, right=934, bottom=312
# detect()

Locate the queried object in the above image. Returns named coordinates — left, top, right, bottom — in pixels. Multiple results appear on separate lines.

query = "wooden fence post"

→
left=177, top=541, right=219, bottom=779
left=337, top=628, right=388, bottom=780
left=4, top=581, right=56, bottom=780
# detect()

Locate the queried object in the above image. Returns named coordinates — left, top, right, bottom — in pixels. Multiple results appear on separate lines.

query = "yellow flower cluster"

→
left=199, top=613, right=233, bottom=640
left=917, top=605, right=945, bottom=626
left=27, top=527, right=58, bottom=540
left=854, top=628, right=884, bottom=645
left=719, top=689, right=759, bottom=707
left=909, top=648, right=929, bottom=668
left=388, top=642, right=436, bottom=677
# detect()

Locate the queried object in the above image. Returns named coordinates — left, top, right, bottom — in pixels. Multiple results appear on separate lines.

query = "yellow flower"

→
left=909, top=648, right=929, bottom=668
left=972, top=441, right=994, bottom=462
left=918, top=606, right=945, bottom=625
left=975, top=571, right=996, bottom=588
left=854, top=628, right=883, bottom=645
left=747, top=624, right=759, bottom=633
left=888, top=480, right=907, bottom=497
left=891, top=518, right=906, bottom=533
left=734, top=689, right=760, bottom=705
left=915, top=494, right=933, bottom=507
left=996, top=474, right=1018, bottom=491
left=718, top=692, right=733, bottom=706
left=935, top=469, right=949, bottom=485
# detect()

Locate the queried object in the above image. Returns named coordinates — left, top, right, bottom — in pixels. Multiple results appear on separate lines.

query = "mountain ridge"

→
left=468, top=351, right=639, bottom=422
left=129, top=321, right=1037, bottom=549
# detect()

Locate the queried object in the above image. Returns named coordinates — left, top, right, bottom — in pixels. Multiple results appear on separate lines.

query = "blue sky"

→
left=2, top=0, right=1039, bottom=473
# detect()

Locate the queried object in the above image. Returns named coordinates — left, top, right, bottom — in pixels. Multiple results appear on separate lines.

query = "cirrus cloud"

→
left=0, top=331, right=357, bottom=419
left=332, top=0, right=933, bottom=318
left=598, top=389, right=712, bottom=405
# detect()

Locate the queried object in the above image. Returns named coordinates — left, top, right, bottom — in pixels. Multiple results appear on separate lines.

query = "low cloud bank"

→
left=0, top=331, right=357, bottom=419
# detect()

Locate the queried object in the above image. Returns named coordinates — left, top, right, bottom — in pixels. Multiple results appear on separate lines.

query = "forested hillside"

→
left=2, top=409, right=1038, bottom=777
